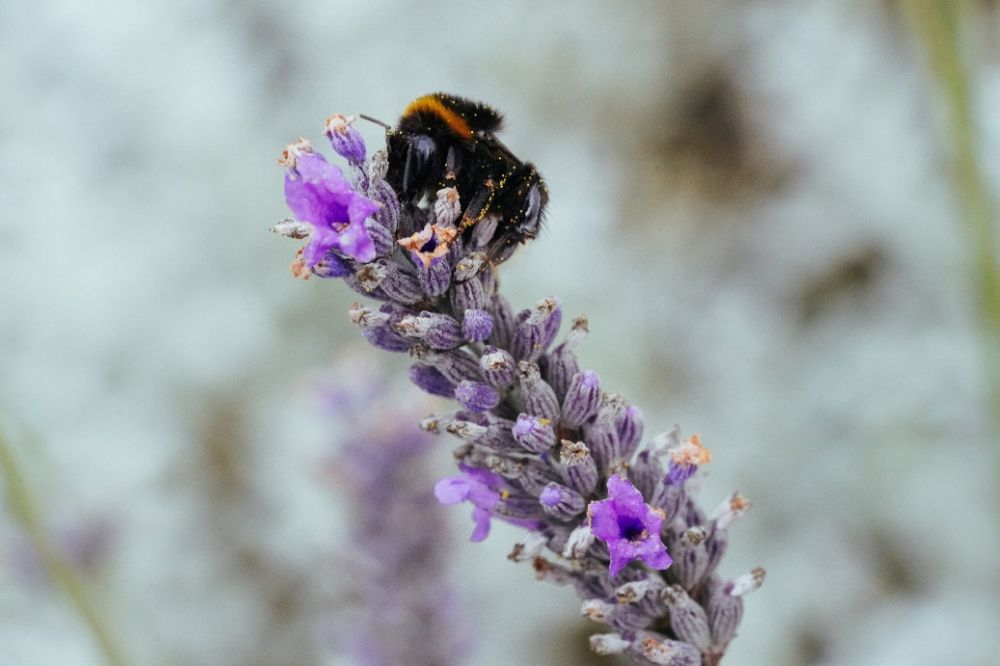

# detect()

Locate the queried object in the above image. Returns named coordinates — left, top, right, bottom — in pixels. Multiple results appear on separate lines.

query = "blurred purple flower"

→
left=316, top=354, right=469, bottom=666
left=435, top=465, right=503, bottom=542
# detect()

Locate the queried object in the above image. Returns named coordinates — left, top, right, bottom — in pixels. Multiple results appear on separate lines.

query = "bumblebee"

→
left=369, top=93, right=548, bottom=264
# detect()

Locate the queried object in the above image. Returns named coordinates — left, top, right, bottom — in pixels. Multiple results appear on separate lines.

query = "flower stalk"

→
left=905, top=0, right=1000, bottom=425
left=0, top=429, right=126, bottom=666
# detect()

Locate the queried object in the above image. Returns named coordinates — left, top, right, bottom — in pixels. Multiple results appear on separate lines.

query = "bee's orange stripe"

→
left=402, top=95, right=473, bottom=139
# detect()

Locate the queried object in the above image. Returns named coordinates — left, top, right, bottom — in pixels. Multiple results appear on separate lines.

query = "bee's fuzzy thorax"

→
left=399, top=93, right=504, bottom=139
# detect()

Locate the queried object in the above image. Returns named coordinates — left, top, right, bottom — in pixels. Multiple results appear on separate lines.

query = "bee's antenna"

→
left=359, top=114, right=392, bottom=131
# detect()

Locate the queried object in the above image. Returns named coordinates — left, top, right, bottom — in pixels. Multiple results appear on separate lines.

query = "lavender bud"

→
left=512, top=298, right=560, bottom=362
left=512, top=414, right=556, bottom=453
left=706, top=526, right=728, bottom=575
left=539, top=482, right=586, bottom=521
left=270, top=218, right=311, bottom=239
left=673, top=526, right=710, bottom=590
left=348, top=302, right=388, bottom=329
left=462, top=309, right=493, bottom=342
left=582, top=421, right=619, bottom=474
left=377, top=262, right=423, bottom=304
left=442, top=419, right=489, bottom=441
left=562, top=523, right=595, bottom=559
left=413, top=348, right=481, bottom=384
left=589, top=633, right=630, bottom=656
left=486, top=293, right=517, bottom=349
left=447, top=234, right=465, bottom=264
left=311, top=252, right=353, bottom=278
left=616, top=578, right=665, bottom=606
left=364, top=218, right=394, bottom=257
left=582, top=599, right=615, bottom=625
left=629, top=633, right=701, bottom=666
left=480, top=346, right=516, bottom=390
left=532, top=557, right=575, bottom=586
left=324, top=114, right=366, bottom=165
left=368, top=149, right=388, bottom=184
left=545, top=346, right=580, bottom=402
left=483, top=453, right=527, bottom=479
left=609, top=604, right=653, bottom=633
left=349, top=262, right=387, bottom=293
left=708, top=587, right=744, bottom=648
left=508, top=532, right=548, bottom=562
left=453, top=252, right=487, bottom=281
left=681, top=499, right=707, bottom=529
left=418, top=415, right=444, bottom=434
left=408, top=363, right=457, bottom=397
left=495, top=492, right=546, bottom=521
left=421, top=314, right=463, bottom=350
left=545, top=316, right=587, bottom=395
left=630, top=450, right=664, bottom=502
left=472, top=419, right=520, bottom=452
left=349, top=303, right=412, bottom=351
left=560, top=440, right=598, bottom=496
left=517, top=360, right=560, bottom=421
left=651, top=482, right=685, bottom=524
left=348, top=163, right=369, bottom=192
left=561, top=370, right=602, bottom=427
left=397, top=313, right=464, bottom=350
left=418, top=257, right=452, bottom=297
left=711, top=491, right=751, bottom=531
left=478, top=263, right=496, bottom=296
left=575, top=568, right=615, bottom=601
left=454, top=381, right=500, bottom=413
left=729, top=567, right=766, bottom=597
left=541, top=300, right=563, bottom=347
left=362, top=326, right=412, bottom=352
left=662, top=585, right=711, bottom=651
left=649, top=425, right=682, bottom=456
left=582, top=394, right=625, bottom=471
left=616, top=405, right=645, bottom=460
left=368, top=179, right=400, bottom=233
left=434, top=187, right=461, bottom=226
left=450, top=271, right=488, bottom=313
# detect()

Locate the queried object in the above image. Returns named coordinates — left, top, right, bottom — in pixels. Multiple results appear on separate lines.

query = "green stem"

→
left=907, top=0, right=1000, bottom=423
left=0, top=432, right=127, bottom=666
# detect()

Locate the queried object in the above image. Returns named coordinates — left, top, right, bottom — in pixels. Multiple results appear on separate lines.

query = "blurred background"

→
left=2, top=1, right=1000, bottom=664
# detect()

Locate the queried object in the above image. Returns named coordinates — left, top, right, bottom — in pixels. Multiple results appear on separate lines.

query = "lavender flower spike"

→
left=274, top=112, right=764, bottom=664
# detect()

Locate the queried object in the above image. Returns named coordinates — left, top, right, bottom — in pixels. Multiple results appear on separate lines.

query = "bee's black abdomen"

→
left=498, top=162, right=547, bottom=237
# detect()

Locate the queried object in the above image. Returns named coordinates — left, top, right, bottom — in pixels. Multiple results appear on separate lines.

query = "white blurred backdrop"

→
left=2, top=1, right=999, bottom=664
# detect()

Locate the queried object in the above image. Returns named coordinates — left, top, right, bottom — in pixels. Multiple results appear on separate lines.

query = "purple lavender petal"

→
left=588, top=475, right=672, bottom=577
left=284, top=152, right=378, bottom=264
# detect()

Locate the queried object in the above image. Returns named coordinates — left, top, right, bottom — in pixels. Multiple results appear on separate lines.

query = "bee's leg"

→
left=442, top=146, right=460, bottom=187
left=456, top=177, right=499, bottom=233
left=479, top=163, right=548, bottom=265
left=484, top=232, right=523, bottom=266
